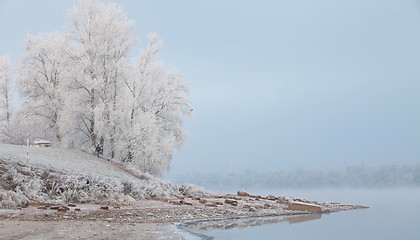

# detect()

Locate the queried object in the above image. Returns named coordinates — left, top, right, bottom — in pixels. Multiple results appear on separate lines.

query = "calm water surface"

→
left=181, top=188, right=420, bottom=240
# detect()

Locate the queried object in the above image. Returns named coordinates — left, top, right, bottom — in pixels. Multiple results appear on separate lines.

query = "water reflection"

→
left=182, top=213, right=322, bottom=233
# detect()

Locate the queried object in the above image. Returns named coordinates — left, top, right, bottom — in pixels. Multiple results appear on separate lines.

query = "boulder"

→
left=264, top=203, right=272, bottom=209
left=225, top=194, right=236, bottom=199
left=74, top=208, right=81, bottom=212
left=267, top=195, right=277, bottom=201
left=225, top=199, right=238, bottom=205
left=169, top=200, right=182, bottom=205
left=181, top=200, right=193, bottom=205
left=57, top=207, right=67, bottom=212
left=237, top=190, right=250, bottom=197
left=288, top=202, right=322, bottom=213
left=205, top=202, right=217, bottom=207
left=276, top=197, right=289, bottom=204
left=68, top=203, right=77, bottom=207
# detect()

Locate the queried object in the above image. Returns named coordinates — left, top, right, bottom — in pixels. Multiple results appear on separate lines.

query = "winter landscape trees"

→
left=0, top=56, right=13, bottom=142
left=0, top=0, right=191, bottom=175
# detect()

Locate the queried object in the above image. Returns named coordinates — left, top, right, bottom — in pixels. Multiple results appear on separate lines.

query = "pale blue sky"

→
left=1, top=0, right=420, bottom=174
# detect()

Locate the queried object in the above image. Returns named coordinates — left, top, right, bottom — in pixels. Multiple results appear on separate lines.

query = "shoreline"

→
left=0, top=192, right=366, bottom=239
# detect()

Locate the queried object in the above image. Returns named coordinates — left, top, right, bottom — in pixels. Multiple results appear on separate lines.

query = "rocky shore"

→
left=0, top=190, right=366, bottom=239
left=0, top=190, right=364, bottom=223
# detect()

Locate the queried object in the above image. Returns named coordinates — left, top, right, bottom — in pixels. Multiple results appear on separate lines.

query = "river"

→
left=180, top=188, right=420, bottom=240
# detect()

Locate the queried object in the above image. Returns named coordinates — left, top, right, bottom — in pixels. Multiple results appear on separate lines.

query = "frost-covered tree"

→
left=13, top=0, right=191, bottom=175
left=19, top=33, right=69, bottom=142
left=118, top=34, right=192, bottom=174
left=65, top=0, right=136, bottom=153
left=0, top=56, right=13, bottom=141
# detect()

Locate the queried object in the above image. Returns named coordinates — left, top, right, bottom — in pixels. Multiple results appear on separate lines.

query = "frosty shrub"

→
left=0, top=159, right=210, bottom=208
left=0, top=189, right=28, bottom=208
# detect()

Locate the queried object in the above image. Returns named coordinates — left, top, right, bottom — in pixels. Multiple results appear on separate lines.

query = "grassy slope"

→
left=0, top=143, right=208, bottom=207
left=0, top=143, right=137, bottom=181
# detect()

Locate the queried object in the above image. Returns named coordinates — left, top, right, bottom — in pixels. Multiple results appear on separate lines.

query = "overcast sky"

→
left=1, top=0, right=419, bottom=175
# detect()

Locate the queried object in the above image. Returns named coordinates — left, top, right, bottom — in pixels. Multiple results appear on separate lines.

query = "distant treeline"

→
left=170, top=163, right=420, bottom=189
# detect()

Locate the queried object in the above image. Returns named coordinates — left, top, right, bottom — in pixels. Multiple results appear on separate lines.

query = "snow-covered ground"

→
left=0, top=143, right=209, bottom=208
left=0, top=143, right=137, bottom=181
left=0, top=143, right=363, bottom=240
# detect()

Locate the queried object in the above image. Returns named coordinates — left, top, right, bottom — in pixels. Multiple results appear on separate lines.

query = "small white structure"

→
left=33, top=139, right=51, bottom=147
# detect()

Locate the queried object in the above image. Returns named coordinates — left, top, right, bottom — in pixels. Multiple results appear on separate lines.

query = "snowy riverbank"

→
left=0, top=144, right=364, bottom=239
left=0, top=191, right=364, bottom=239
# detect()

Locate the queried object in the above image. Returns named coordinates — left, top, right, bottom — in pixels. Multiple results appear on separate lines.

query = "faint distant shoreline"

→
left=169, top=162, right=420, bottom=189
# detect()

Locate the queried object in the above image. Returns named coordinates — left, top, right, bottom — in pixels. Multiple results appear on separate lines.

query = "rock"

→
left=237, top=190, right=249, bottom=197
left=288, top=202, right=322, bottom=213
left=114, top=206, right=120, bottom=209
left=231, top=201, right=238, bottom=206
left=249, top=194, right=261, bottom=199
left=233, top=196, right=242, bottom=200
left=74, top=208, right=81, bottom=212
left=154, top=198, right=169, bottom=202
left=50, top=206, right=60, bottom=210
left=215, top=201, right=224, bottom=205
left=60, top=206, right=70, bottom=210
left=243, top=204, right=251, bottom=209
left=192, top=196, right=201, bottom=200
left=267, top=195, right=277, bottom=201
left=225, top=199, right=238, bottom=205
left=57, top=207, right=67, bottom=212
left=264, top=203, right=272, bottom=209
left=169, top=200, right=182, bottom=205
left=276, top=197, right=289, bottom=204
left=249, top=207, right=257, bottom=212
left=37, top=206, right=47, bottom=210
left=225, top=194, right=236, bottom=199
left=181, top=201, right=193, bottom=205
left=68, top=203, right=77, bottom=207
left=100, top=206, right=109, bottom=210
left=176, top=195, right=185, bottom=199
left=254, top=204, right=264, bottom=209
left=205, top=203, right=217, bottom=207
left=199, top=199, right=208, bottom=204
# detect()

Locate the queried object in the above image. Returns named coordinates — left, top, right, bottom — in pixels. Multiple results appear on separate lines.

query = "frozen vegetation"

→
left=0, top=143, right=209, bottom=208
left=0, top=0, right=190, bottom=175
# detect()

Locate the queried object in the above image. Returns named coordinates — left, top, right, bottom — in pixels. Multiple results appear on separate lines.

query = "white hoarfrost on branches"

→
left=19, top=33, right=69, bottom=143
left=119, top=34, right=191, bottom=174
left=5, top=0, right=191, bottom=175
left=65, top=0, right=135, bottom=154
left=0, top=56, right=13, bottom=140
